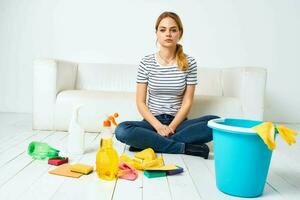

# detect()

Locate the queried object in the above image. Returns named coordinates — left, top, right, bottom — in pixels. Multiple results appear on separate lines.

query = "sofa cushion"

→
left=54, top=90, right=243, bottom=132
left=54, top=90, right=139, bottom=132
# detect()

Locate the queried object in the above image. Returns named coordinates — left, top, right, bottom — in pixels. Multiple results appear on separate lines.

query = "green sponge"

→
left=144, top=170, right=166, bottom=178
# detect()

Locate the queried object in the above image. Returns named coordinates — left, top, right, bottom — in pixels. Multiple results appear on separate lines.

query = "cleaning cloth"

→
left=48, top=164, right=82, bottom=178
left=144, top=164, right=177, bottom=171
left=118, top=162, right=138, bottom=181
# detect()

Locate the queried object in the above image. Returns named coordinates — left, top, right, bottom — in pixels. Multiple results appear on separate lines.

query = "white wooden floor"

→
left=0, top=113, right=300, bottom=200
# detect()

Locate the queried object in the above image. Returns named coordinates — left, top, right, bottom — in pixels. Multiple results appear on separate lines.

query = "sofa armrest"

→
left=221, top=67, right=267, bottom=120
left=33, top=59, right=78, bottom=130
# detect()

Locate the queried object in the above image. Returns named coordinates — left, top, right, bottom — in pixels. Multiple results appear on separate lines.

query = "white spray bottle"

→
left=68, top=104, right=85, bottom=155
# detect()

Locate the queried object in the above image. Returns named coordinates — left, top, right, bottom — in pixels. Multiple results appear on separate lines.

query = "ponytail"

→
left=176, top=44, right=188, bottom=71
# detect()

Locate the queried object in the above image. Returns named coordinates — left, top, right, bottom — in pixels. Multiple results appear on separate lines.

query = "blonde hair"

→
left=155, top=11, right=189, bottom=71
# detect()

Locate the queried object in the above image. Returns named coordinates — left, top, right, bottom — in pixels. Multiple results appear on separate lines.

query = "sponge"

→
left=166, top=166, right=184, bottom=175
left=70, top=163, right=94, bottom=175
left=144, top=170, right=166, bottom=178
left=49, top=164, right=82, bottom=178
left=48, top=157, right=68, bottom=166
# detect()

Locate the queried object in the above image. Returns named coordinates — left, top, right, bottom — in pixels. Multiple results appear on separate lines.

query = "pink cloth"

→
left=118, top=162, right=138, bottom=181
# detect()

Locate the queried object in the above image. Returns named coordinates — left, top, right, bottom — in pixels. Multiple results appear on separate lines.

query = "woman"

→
left=115, top=11, right=219, bottom=159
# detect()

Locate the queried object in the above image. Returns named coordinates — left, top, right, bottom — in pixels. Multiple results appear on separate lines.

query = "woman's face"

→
left=156, top=17, right=181, bottom=48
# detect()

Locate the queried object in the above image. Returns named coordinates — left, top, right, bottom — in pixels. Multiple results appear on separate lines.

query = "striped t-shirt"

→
left=136, top=53, right=197, bottom=116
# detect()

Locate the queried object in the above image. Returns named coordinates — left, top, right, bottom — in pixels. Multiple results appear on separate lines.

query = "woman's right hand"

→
left=156, top=124, right=174, bottom=137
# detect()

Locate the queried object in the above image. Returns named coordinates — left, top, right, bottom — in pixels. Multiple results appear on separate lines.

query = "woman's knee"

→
left=205, top=115, right=220, bottom=142
left=115, top=121, right=130, bottom=143
left=205, top=115, right=220, bottom=121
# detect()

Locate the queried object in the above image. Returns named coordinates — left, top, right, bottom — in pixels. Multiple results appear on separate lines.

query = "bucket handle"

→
left=208, top=118, right=257, bottom=135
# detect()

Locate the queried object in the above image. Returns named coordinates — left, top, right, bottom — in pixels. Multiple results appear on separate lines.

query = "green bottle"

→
left=27, top=141, right=60, bottom=160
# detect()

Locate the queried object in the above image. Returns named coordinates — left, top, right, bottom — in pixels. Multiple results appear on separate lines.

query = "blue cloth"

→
left=115, top=114, right=219, bottom=154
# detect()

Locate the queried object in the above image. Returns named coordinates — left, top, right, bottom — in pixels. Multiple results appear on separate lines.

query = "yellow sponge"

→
left=70, top=163, right=94, bottom=175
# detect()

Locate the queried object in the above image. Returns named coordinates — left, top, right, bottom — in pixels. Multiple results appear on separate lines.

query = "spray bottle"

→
left=68, top=105, right=85, bottom=155
left=100, top=113, right=119, bottom=133
left=96, top=114, right=119, bottom=180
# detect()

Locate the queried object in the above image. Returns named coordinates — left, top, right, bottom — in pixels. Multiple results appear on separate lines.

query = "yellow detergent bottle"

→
left=96, top=119, right=119, bottom=181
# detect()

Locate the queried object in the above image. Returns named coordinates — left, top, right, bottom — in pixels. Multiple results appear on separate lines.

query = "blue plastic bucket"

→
left=208, top=118, right=273, bottom=198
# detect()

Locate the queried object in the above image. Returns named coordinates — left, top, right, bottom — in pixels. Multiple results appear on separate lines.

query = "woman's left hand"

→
left=157, top=125, right=174, bottom=137
left=166, top=125, right=175, bottom=136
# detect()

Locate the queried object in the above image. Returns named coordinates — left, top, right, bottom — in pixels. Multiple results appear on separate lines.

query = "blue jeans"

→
left=115, top=114, right=220, bottom=154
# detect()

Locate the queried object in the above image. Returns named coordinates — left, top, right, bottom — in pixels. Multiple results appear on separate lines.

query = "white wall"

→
left=0, top=0, right=299, bottom=123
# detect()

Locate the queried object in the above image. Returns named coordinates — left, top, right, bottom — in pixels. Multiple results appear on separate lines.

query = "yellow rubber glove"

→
left=141, top=157, right=164, bottom=169
left=252, top=122, right=276, bottom=150
left=276, top=125, right=298, bottom=145
left=120, top=153, right=143, bottom=170
left=120, top=148, right=165, bottom=170
left=134, top=148, right=156, bottom=161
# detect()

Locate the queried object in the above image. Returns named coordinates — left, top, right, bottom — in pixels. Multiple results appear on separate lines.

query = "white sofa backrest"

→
left=75, top=63, right=227, bottom=96
left=196, top=68, right=222, bottom=96
left=76, top=63, right=137, bottom=92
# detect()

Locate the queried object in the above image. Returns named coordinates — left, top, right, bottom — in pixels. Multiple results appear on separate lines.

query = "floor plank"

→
left=20, top=132, right=98, bottom=200
left=163, top=154, right=201, bottom=200
left=0, top=132, right=67, bottom=200
left=183, top=154, right=233, bottom=200
left=113, top=145, right=143, bottom=200
left=142, top=152, right=171, bottom=200
left=0, top=131, right=54, bottom=187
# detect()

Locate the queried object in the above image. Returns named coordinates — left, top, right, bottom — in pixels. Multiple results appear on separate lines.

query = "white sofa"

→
left=33, top=59, right=267, bottom=132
